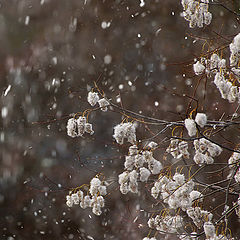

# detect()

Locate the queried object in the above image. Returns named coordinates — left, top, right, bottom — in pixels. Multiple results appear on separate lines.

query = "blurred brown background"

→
left=0, top=0, right=239, bottom=239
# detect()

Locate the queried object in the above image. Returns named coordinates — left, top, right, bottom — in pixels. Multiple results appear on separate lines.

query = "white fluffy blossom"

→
left=80, top=195, right=92, bottom=209
left=181, top=0, right=212, bottom=28
left=120, top=145, right=163, bottom=194
left=139, top=167, right=151, bottom=182
left=66, top=176, right=107, bottom=216
left=67, top=116, right=94, bottom=137
left=193, top=61, right=205, bottom=75
left=113, top=122, right=136, bottom=145
left=151, top=173, right=196, bottom=211
left=190, top=190, right=203, bottom=202
left=204, top=221, right=216, bottom=238
left=98, top=98, right=109, bottom=112
left=195, top=113, right=207, bottom=128
left=129, top=145, right=138, bottom=155
left=210, top=53, right=220, bottom=70
left=84, top=122, right=94, bottom=135
left=67, top=118, right=78, bottom=137
left=184, top=118, right=197, bottom=137
left=77, top=116, right=87, bottom=136
left=166, top=139, right=189, bottom=159
left=145, top=141, right=158, bottom=150
left=213, top=69, right=240, bottom=103
left=66, top=195, right=74, bottom=207
left=118, top=171, right=129, bottom=185
left=148, top=158, right=162, bottom=175
left=187, top=207, right=212, bottom=229
left=148, top=214, right=183, bottom=233
left=87, top=91, right=99, bottom=106
left=193, top=138, right=222, bottom=165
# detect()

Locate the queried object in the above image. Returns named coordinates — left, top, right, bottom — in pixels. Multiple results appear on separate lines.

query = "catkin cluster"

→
left=193, top=138, right=222, bottom=165
left=66, top=177, right=107, bottom=216
left=67, top=116, right=94, bottom=138
left=87, top=91, right=109, bottom=111
left=193, top=34, right=240, bottom=103
left=118, top=143, right=162, bottom=194
left=151, top=173, right=202, bottom=211
left=113, top=122, right=137, bottom=145
left=181, top=0, right=212, bottom=28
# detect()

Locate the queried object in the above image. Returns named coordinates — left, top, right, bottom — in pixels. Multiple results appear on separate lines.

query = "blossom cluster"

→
left=193, top=33, right=240, bottom=104
left=187, top=207, right=213, bottom=229
left=147, top=214, right=183, bottom=234
left=203, top=221, right=232, bottom=240
left=181, top=0, right=212, bottom=28
left=66, top=177, right=107, bottom=215
left=193, top=54, right=226, bottom=76
left=214, top=71, right=239, bottom=103
left=193, top=138, right=222, bottom=165
left=87, top=91, right=109, bottom=111
left=67, top=116, right=94, bottom=137
left=113, top=122, right=137, bottom=145
left=151, top=173, right=202, bottom=211
left=166, top=139, right=189, bottom=159
left=118, top=144, right=162, bottom=194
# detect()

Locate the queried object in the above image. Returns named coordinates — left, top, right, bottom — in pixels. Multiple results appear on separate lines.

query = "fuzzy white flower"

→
left=134, top=154, right=145, bottom=168
left=98, top=98, right=109, bottom=112
left=90, top=177, right=101, bottom=188
left=210, top=53, right=220, bottom=70
left=195, top=113, right=207, bottom=128
left=146, top=141, right=158, bottom=149
left=166, top=139, right=189, bottom=159
left=173, top=173, right=185, bottom=185
left=204, top=221, right=216, bottom=238
left=71, top=193, right=80, bottom=204
left=181, top=0, right=212, bottom=28
left=139, top=167, right=151, bottom=182
left=207, top=142, right=222, bottom=157
left=87, top=91, right=99, bottom=106
left=67, top=118, right=78, bottom=138
left=92, top=203, right=102, bottom=215
left=129, top=170, right=139, bottom=183
left=85, top=123, right=94, bottom=135
left=66, top=195, right=73, bottom=207
left=89, top=177, right=102, bottom=196
left=98, top=185, right=107, bottom=196
left=190, top=190, right=203, bottom=202
left=118, top=171, right=129, bottom=185
left=77, top=116, right=86, bottom=136
left=129, top=145, right=138, bottom=156
left=193, top=61, right=205, bottom=75
left=124, top=155, right=135, bottom=170
left=119, top=183, right=129, bottom=194
left=113, top=122, right=136, bottom=145
left=148, top=159, right=162, bottom=175
left=80, top=195, right=92, bottom=209
left=184, top=118, right=197, bottom=137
